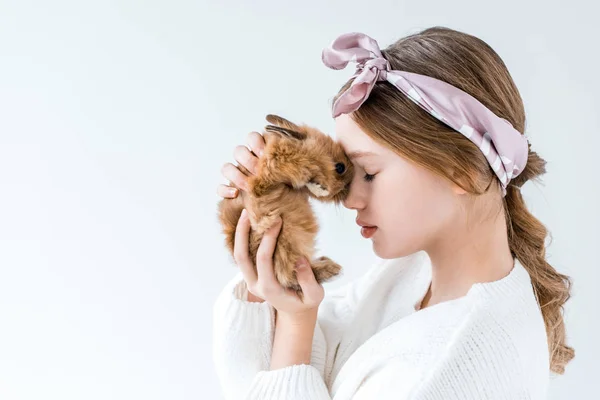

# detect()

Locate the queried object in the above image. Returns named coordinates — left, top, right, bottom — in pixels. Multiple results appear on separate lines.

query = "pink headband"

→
left=321, top=32, right=530, bottom=196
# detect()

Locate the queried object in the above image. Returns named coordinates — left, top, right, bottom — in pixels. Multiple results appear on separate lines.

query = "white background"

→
left=0, top=1, right=598, bottom=399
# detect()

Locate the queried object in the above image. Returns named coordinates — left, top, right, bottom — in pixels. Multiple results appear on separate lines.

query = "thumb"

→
left=295, top=258, right=324, bottom=304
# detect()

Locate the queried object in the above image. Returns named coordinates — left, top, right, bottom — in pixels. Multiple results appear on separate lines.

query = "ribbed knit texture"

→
left=212, top=251, right=550, bottom=399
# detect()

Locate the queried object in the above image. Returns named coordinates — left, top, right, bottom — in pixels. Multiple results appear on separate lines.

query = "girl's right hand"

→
left=218, top=131, right=267, bottom=303
left=217, top=131, right=266, bottom=198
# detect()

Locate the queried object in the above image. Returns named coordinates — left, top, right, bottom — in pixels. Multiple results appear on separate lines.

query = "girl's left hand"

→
left=233, top=208, right=325, bottom=318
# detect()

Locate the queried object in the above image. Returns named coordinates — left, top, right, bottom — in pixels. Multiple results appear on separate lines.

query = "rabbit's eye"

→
left=335, top=162, right=346, bottom=174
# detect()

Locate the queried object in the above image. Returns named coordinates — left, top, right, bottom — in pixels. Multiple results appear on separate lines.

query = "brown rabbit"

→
left=217, top=114, right=355, bottom=300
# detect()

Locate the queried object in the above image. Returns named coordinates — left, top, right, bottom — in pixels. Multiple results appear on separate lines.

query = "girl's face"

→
left=335, top=113, right=462, bottom=259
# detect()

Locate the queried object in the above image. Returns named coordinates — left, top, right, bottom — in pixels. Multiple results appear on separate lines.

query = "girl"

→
left=213, top=27, right=574, bottom=399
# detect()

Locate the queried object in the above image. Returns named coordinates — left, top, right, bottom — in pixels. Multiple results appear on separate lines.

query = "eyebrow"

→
left=347, top=150, right=377, bottom=160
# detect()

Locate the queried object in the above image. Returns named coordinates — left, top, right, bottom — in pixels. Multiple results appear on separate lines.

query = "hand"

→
left=234, top=208, right=325, bottom=318
left=217, top=131, right=266, bottom=198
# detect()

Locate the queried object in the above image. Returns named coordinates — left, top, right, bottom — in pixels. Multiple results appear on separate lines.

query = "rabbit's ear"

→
left=264, top=125, right=307, bottom=141
left=265, top=114, right=301, bottom=131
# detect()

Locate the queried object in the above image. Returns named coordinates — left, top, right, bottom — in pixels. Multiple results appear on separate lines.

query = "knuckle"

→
left=236, top=175, right=246, bottom=187
left=235, top=213, right=245, bottom=227
left=226, top=187, right=238, bottom=198
left=221, top=162, right=235, bottom=178
left=236, top=148, right=252, bottom=166
left=248, top=132, right=265, bottom=150
left=237, top=182, right=248, bottom=193
left=233, top=249, right=245, bottom=264
left=268, top=219, right=282, bottom=233
left=233, top=255, right=243, bottom=267
left=245, top=151, right=256, bottom=166
left=256, top=251, right=271, bottom=266
left=261, top=284, right=278, bottom=296
left=247, top=131, right=260, bottom=142
left=253, top=282, right=265, bottom=294
left=233, top=145, right=247, bottom=158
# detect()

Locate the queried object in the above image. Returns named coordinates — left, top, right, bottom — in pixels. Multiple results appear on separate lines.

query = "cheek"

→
left=372, top=168, right=455, bottom=245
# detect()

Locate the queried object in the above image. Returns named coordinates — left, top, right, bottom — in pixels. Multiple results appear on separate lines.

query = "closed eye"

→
left=363, top=173, right=376, bottom=182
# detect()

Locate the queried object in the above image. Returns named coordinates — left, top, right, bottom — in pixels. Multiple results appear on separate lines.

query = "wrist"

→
left=270, top=309, right=318, bottom=370
left=275, top=308, right=318, bottom=327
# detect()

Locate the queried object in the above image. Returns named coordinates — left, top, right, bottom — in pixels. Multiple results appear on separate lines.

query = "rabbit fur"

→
left=217, top=114, right=355, bottom=300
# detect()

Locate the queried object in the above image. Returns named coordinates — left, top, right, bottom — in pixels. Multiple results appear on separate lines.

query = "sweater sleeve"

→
left=241, top=350, right=412, bottom=400
left=213, top=259, right=385, bottom=400
left=235, top=261, right=386, bottom=400
left=212, top=271, right=329, bottom=400
left=245, top=364, right=331, bottom=399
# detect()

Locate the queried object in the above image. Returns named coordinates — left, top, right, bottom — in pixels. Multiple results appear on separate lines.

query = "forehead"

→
left=334, top=113, right=379, bottom=154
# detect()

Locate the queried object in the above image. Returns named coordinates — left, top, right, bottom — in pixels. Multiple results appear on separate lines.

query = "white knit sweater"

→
left=212, top=250, right=550, bottom=399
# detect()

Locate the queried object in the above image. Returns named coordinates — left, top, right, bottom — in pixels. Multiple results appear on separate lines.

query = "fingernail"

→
left=258, top=149, right=264, bottom=157
left=228, top=188, right=238, bottom=196
left=241, top=209, right=247, bottom=219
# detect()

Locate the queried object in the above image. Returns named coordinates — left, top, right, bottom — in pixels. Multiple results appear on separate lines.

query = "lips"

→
left=356, top=218, right=377, bottom=228
left=356, top=217, right=378, bottom=238
left=360, top=226, right=378, bottom=238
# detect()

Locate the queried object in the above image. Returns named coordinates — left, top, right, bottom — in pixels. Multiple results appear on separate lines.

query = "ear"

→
left=449, top=168, right=468, bottom=195
left=452, top=182, right=467, bottom=195
left=264, top=124, right=307, bottom=141
left=265, top=114, right=301, bottom=131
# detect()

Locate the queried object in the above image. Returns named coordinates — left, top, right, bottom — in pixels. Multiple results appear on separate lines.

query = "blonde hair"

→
left=334, top=26, right=574, bottom=374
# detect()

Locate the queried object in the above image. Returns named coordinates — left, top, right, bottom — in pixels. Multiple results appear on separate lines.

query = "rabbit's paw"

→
left=305, top=181, right=330, bottom=197
left=311, top=256, right=342, bottom=284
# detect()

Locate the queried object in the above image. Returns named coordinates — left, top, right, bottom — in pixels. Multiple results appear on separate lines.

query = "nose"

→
left=342, top=181, right=366, bottom=210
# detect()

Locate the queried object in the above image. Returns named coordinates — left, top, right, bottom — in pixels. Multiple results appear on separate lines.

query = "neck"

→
left=420, top=206, right=515, bottom=309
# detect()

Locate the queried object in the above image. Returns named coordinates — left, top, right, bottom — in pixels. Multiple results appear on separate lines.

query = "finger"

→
left=216, top=184, right=239, bottom=198
left=221, top=162, right=249, bottom=191
left=255, top=216, right=283, bottom=287
left=233, top=209, right=257, bottom=287
left=295, top=258, right=324, bottom=305
left=247, top=131, right=266, bottom=158
left=233, top=145, right=259, bottom=175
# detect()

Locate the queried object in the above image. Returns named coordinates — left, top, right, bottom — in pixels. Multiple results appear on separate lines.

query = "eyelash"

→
left=363, top=173, right=376, bottom=182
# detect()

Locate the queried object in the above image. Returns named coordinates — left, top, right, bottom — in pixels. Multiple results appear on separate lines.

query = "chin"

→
left=373, top=237, right=417, bottom=259
left=372, top=240, right=394, bottom=259
left=373, top=247, right=390, bottom=259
